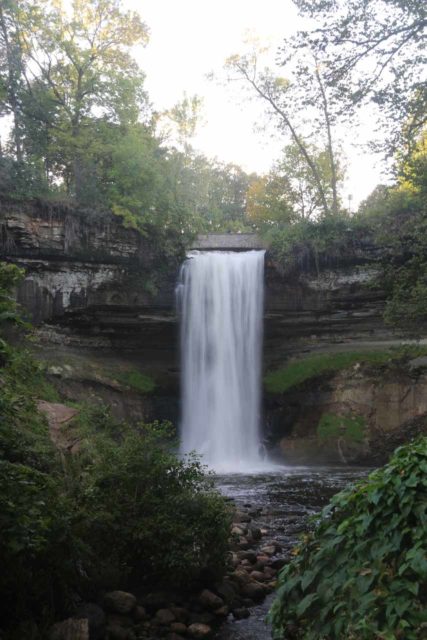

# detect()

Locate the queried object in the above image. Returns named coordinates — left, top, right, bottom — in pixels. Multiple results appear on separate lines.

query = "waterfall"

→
left=177, top=250, right=265, bottom=472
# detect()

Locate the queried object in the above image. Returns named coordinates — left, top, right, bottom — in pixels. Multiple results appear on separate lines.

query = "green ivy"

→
left=269, top=437, right=427, bottom=640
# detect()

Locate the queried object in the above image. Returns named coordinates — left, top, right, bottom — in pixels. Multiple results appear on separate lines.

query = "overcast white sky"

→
left=127, top=0, right=388, bottom=208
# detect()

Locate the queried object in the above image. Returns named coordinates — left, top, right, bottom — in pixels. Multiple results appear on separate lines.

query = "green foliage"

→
left=317, top=413, right=366, bottom=443
left=358, top=131, right=427, bottom=334
left=264, top=351, right=393, bottom=393
left=269, top=437, right=427, bottom=639
left=116, top=369, right=156, bottom=393
left=73, top=417, right=231, bottom=588
left=0, top=347, right=79, bottom=637
left=264, top=214, right=370, bottom=274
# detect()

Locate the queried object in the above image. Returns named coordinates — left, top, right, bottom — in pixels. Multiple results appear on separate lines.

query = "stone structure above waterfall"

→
left=191, top=233, right=266, bottom=251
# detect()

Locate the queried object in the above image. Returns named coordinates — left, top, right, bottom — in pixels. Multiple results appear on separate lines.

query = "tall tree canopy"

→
left=288, top=0, right=427, bottom=153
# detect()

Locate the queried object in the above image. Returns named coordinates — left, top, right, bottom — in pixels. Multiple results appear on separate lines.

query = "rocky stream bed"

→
left=50, top=466, right=369, bottom=640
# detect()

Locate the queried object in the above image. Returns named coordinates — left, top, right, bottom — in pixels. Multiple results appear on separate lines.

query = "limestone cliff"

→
left=2, top=198, right=418, bottom=463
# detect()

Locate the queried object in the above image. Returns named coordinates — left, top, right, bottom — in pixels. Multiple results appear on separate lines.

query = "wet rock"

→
left=237, top=537, right=250, bottom=550
left=104, top=591, right=136, bottom=615
left=170, top=622, right=187, bottom=634
left=50, top=618, right=89, bottom=640
left=132, top=606, right=146, bottom=622
left=250, top=570, right=267, bottom=582
left=216, top=581, right=239, bottom=606
left=188, top=623, right=212, bottom=638
left=241, top=581, right=266, bottom=602
left=250, top=526, right=262, bottom=541
left=237, top=550, right=257, bottom=564
left=170, top=607, right=189, bottom=623
left=233, top=511, right=251, bottom=524
left=213, top=605, right=229, bottom=617
left=156, top=609, right=176, bottom=625
left=264, top=567, right=277, bottom=579
left=231, top=526, right=245, bottom=536
left=189, top=612, right=215, bottom=626
left=230, top=569, right=251, bottom=586
left=260, top=545, right=276, bottom=556
left=74, top=603, right=106, bottom=640
left=167, top=634, right=186, bottom=640
left=199, top=589, right=223, bottom=610
left=232, top=607, right=250, bottom=620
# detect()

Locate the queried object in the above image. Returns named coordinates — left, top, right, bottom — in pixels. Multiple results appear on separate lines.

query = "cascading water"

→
left=177, top=250, right=265, bottom=472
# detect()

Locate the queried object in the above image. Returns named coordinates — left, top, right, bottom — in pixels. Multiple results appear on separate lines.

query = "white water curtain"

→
left=177, top=250, right=265, bottom=472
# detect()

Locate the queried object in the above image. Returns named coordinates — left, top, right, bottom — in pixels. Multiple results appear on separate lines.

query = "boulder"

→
left=155, top=609, right=176, bottom=625
left=237, top=550, right=257, bottom=564
left=170, top=622, right=187, bottom=634
left=232, top=607, right=250, bottom=620
left=170, top=606, right=189, bottom=623
left=198, top=589, right=223, bottom=610
left=216, top=580, right=239, bottom=606
left=241, top=581, right=266, bottom=602
left=188, top=623, right=212, bottom=638
left=132, top=606, right=146, bottom=622
left=250, top=570, right=267, bottom=582
left=231, top=526, right=245, bottom=536
left=104, top=591, right=136, bottom=615
left=260, top=545, right=276, bottom=556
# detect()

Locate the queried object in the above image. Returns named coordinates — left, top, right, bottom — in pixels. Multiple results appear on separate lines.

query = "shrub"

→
left=74, top=418, right=231, bottom=588
left=269, top=438, right=427, bottom=640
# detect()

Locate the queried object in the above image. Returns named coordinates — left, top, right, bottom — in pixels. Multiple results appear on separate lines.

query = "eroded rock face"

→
left=267, top=363, right=427, bottom=465
left=1, top=199, right=404, bottom=451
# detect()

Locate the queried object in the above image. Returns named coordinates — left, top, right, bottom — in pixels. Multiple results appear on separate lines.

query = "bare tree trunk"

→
left=237, top=63, right=332, bottom=218
left=315, top=64, right=339, bottom=216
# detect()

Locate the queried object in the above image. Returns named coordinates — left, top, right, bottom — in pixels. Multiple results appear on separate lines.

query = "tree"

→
left=289, top=0, right=427, bottom=154
left=12, top=0, right=149, bottom=200
left=225, top=49, right=342, bottom=217
left=246, top=174, right=294, bottom=227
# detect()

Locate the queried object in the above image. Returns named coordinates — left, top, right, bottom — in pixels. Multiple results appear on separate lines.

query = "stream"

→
left=215, top=465, right=370, bottom=639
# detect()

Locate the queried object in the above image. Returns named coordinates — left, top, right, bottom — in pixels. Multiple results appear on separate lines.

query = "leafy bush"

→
left=74, top=416, right=231, bottom=588
left=264, top=215, right=371, bottom=274
left=0, top=351, right=79, bottom=638
left=269, top=438, right=427, bottom=640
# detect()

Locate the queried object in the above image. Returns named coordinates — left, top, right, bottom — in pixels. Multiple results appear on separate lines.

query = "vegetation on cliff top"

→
left=269, top=437, right=427, bottom=639
left=263, top=347, right=427, bottom=393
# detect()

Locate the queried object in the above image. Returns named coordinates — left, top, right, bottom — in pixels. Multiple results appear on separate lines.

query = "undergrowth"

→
left=269, top=437, right=427, bottom=640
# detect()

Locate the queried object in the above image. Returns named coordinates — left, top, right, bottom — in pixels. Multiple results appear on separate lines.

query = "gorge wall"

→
left=2, top=198, right=424, bottom=464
